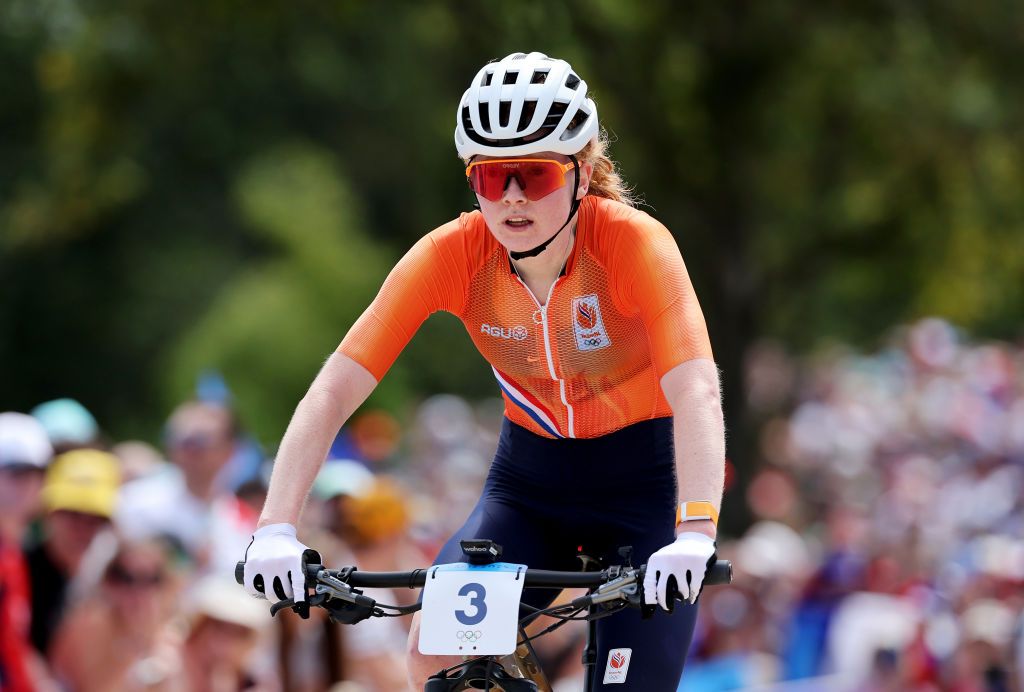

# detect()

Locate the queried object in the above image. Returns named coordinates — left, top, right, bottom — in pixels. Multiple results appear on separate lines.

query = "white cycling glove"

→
left=643, top=532, right=716, bottom=609
left=242, top=523, right=309, bottom=603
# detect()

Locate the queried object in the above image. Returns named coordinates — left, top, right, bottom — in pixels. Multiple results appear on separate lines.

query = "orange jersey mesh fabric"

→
left=339, top=195, right=713, bottom=439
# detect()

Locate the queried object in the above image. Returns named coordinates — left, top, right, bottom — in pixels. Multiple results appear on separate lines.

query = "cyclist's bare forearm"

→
left=661, top=358, right=725, bottom=539
left=258, top=351, right=378, bottom=528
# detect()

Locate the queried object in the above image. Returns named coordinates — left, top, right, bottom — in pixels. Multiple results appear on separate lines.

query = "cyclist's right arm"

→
left=259, top=351, right=378, bottom=529
left=243, top=352, right=377, bottom=603
left=244, top=218, right=477, bottom=603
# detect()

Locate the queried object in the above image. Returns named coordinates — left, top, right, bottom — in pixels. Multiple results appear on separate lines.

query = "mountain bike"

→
left=236, top=539, right=732, bottom=691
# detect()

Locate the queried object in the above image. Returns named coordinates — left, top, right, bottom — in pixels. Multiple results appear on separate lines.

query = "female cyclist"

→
left=242, top=51, right=726, bottom=690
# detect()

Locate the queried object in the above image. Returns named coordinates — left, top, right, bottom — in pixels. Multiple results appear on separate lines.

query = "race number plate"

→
left=418, top=562, right=526, bottom=656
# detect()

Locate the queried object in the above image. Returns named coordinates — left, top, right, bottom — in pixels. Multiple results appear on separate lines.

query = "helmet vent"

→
left=498, top=101, right=511, bottom=128
left=544, top=102, right=569, bottom=127
left=565, top=73, right=581, bottom=90
left=531, top=70, right=548, bottom=84
left=503, top=71, right=519, bottom=85
left=477, top=104, right=490, bottom=132
left=481, top=71, right=493, bottom=87
left=517, top=101, right=537, bottom=132
left=562, top=108, right=589, bottom=139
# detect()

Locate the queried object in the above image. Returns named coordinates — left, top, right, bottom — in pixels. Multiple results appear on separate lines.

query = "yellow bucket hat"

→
left=41, top=449, right=121, bottom=518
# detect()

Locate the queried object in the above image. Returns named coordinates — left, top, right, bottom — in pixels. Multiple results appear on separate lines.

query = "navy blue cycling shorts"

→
left=432, top=417, right=698, bottom=691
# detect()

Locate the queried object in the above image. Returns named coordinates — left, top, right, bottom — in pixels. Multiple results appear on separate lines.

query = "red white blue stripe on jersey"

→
left=491, top=367, right=565, bottom=439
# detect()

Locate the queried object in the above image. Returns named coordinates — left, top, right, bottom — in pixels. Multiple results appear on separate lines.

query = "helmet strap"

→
left=509, top=155, right=581, bottom=261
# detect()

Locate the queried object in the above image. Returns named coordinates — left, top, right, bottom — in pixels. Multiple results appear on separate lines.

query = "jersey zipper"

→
left=514, top=276, right=576, bottom=438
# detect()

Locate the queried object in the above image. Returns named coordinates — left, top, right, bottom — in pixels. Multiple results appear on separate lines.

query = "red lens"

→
left=468, top=160, right=569, bottom=202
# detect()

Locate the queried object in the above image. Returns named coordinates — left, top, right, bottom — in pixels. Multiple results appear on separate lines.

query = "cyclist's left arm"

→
left=643, top=358, right=725, bottom=609
left=613, top=214, right=724, bottom=607
left=661, top=359, right=724, bottom=540
left=612, top=213, right=725, bottom=531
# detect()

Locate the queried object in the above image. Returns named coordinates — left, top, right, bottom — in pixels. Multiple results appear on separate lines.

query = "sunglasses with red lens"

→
left=466, top=158, right=576, bottom=202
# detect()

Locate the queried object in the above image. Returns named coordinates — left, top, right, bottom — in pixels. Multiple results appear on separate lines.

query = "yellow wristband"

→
left=676, top=501, right=719, bottom=527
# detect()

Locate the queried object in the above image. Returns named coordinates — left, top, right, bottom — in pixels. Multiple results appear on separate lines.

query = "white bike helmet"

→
left=455, top=52, right=599, bottom=158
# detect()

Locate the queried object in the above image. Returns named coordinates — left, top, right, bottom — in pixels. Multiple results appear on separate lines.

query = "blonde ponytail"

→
left=577, top=132, right=636, bottom=207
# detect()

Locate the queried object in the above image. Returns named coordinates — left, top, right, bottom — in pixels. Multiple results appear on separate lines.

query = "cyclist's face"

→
left=473, top=153, right=592, bottom=255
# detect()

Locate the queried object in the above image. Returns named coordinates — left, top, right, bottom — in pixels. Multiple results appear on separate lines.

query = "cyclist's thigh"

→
left=592, top=598, right=697, bottom=690
left=591, top=531, right=698, bottom=691
left=432, top=496, right=576, bottom=612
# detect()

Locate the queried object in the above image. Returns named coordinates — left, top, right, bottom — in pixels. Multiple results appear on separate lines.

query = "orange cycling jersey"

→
left=339, top=195, right=713, bottom=439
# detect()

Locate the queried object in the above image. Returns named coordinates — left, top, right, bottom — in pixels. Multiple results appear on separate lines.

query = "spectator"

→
left=111, top=439, right=166, bottom=483
left=117, top=401, right=257, bottom=577
left=0, top=412, right=53, bottom=692
left=50, top=536, right=181, bottom=691
left=323, top=474, right=416, bottom=690
left=275, top=462, right=413, bottom=692
left=31, top=398, right=102, bottom=453
left=178, top=575, right=275, bottom=692
left=25, top=449, right=120, bottom=655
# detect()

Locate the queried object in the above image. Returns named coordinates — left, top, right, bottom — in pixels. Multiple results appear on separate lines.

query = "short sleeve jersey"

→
left=339, top=195, right=713, bottom=439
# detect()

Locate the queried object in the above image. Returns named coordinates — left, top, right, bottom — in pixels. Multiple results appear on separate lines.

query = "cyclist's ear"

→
left=576, top=161, right=594, bottom=199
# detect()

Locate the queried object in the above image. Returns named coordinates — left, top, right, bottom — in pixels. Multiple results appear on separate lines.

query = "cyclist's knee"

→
left=407, top=612, right=462, bottom=689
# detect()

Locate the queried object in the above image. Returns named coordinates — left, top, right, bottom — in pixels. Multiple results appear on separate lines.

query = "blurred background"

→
left=1, top=1, right=1022, bottom=690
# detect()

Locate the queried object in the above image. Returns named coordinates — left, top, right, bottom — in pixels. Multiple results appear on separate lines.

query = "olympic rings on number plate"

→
left=456, top=630, right=484, bottom=642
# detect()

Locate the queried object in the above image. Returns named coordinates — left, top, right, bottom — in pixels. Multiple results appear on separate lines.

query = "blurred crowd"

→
left=0, top=389, right=449, bottom=692
left=685, top=318, right=1023, bottom=692
left=1, top=317, right=1021, bottom=691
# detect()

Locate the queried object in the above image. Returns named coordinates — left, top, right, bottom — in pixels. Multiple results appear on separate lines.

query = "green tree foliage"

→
left=163, top=142, right=396, bottom=441
left=2, top=1, right=1022, bottom=463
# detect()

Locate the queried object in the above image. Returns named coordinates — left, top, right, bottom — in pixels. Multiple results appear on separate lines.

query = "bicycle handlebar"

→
left=234, top=559, right=732, bottom=591
left=235, top=554, right=732, bottom=690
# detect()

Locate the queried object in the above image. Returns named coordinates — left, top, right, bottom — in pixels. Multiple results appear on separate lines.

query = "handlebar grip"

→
left=705, top=560, right=732, bottom=586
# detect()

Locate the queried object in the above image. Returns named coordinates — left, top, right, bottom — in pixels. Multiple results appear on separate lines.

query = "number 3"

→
left=455, top=582, right=487, bottom=625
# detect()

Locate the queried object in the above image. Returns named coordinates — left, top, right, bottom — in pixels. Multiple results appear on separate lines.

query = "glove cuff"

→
left=253, top=522, right=297, bottom=539
left=675, top=531, right=716, bottom=546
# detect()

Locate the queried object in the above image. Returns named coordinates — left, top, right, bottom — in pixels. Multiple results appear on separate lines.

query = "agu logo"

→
left=603, top=648, right=632, bottom=684
left=481, top=324, right=528, bottom=341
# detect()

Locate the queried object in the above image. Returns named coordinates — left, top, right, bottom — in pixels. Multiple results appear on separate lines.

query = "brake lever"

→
left=588, top=570, right=639, bottom=605
left=269, top=592, right=335, bottom=619
left=267, top=596, right=308, bottom=618
left=316, top=572, right=363, bottom=602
